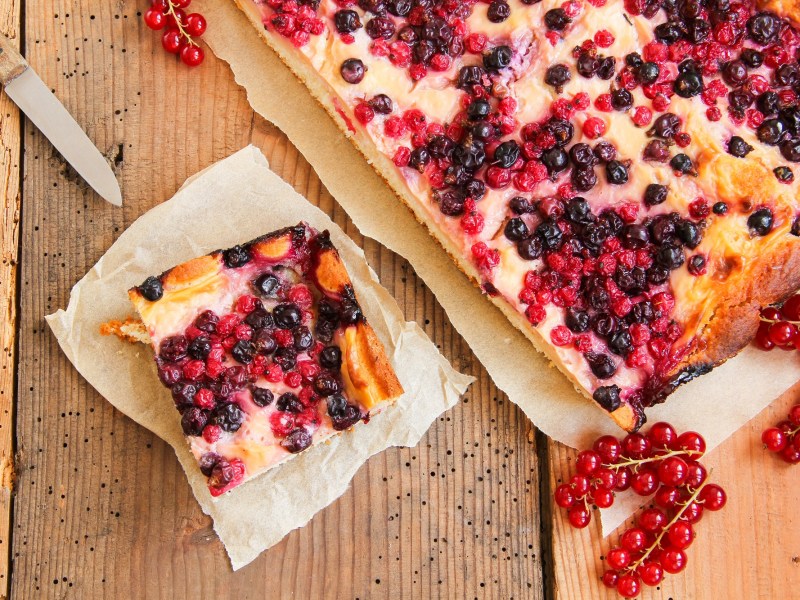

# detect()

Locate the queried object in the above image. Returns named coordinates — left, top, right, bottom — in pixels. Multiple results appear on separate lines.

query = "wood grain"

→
left=10, top=3, right=544, bottom=598
left=548, top=383, right=800, bottom=599
left=0, top=2, right=21, bottom=598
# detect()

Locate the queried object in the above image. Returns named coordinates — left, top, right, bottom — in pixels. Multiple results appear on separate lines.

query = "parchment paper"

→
left=46, top=146, right=473, bottom=570
left=202, top=0, right=800, bottom=535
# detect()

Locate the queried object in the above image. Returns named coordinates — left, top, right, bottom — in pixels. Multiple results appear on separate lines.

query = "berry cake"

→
left=235, top=0, right=800, bottom=430
left=125, top=224, right=403, bottom=496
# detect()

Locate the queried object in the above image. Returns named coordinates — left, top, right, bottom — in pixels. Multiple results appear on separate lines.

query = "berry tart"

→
left=115, top=223, right=403, bottom=497
left=235, top=0, right=800, bottom=430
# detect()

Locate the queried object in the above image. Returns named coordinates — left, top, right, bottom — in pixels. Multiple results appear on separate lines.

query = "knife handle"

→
left=0, top=35, right=28, bottom=86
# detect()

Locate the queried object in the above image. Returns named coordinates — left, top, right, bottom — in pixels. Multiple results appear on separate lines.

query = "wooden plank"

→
left=548, top=382, right=800, bottom=599
left=0, top=0, right=21, bottom=597
left=11, top=3, right=545, bottom=598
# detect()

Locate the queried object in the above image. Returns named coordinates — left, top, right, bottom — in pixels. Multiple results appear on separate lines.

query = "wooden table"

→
left=1, top=2, right=798, bottom=598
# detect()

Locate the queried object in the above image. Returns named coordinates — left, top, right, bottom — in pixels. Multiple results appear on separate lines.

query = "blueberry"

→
left=569, top=143, right=597, bottom=167
left=747, top=12, right=780, bottom=46
left=428, top=135, right=455, bottom=159
left=181, top=408, right=208, bottom=437
left=341, top=301, right=363, bottom=325
left=741, top=48, right=764, bottom=68
left=334, top=9, right=361, bottom=33
left=341, top=58, right=366, bottom=84
left=610, top=89, right=633, bottom=111
left=251, top=387, right=274, bottom=407
left=365, top=16, right=395, bottom=39
left=670, top=153, right=694, bottom=174
left=254, top=273, right=281, bottom=296
left=537, top=220, right=564, bottom=251
left=369, top=93, right=393, bottom=114
left=565, top=308, right=589, bottom=333
left=245, top=307, right=273, bottom=330
left=606, top=160, right=629, bottom=184
left=656, top=243, right=685, bottom=270
left=188, top=336, right=212, bottom=360
left=775, top=166, right=795, bottom=183
left=437, top=190, right=466, bottom=216
left=541, top=147, right=568, bottom=173
left=608, top=330, right=632, bottom=356
left=458, top=65, right=487, bottom=89
left=331, top=404, right=362, bottom=431
left=277, top=392, right=304, bottom=413
left=651, top=113, right=681, bottom=139
left=594, top=141, right=616, bottom=162
left=452, top=140, right=486, bottom=171
left=314, top=373, right=341, bottom=396
left=644, top=183, right=668, bottom=206
left=320, top=346, right=342, bottom=370
left=780, top=139, right=800, bottom=163
left=199, top=453, right=221, bottom=477
left=572, top=166, right=598, bottom=191
left=585, top=352, right=617, bottom=379
left=509, top=196, right=534, bottom=214
left=274, top=347, right=298, bottom=370
left=504, top=217, right=529, bottom=242
left=409, top=147, right=430, bottom=171
left=596, top=57, right=616, bottom=80
left=195, top=310, right=219, bottom=332
left=748, top=208, right=773, bottom=235
left=483, top=46, right=512, bottom=70
left=493, top=140, right=520, bottom=168
left=138, top=276, right=163, bottom=301
left=293, top=326, right=313, bottom=351
left=467, top=99, right=491, bottom=121
left=673, top=70, right=704, bottom=97
left=727, top=90, right=753, bottom=112
left=577, top=53, right=599, bottom=78
left=545, top=64, right=571, bottom=88
left=636, top=62, right=660, bottom=84
left=171, top=382, right=197, bottom=410
left=544, top=8, right=570, bottom=30
left=676, top=220, right=701, bottom=248
left=281, top=429, right=313, bottom=453
left=231, top=340, right=255, bottom=364
left=487, top=0, right=511, bottom=22
left=517, top=237, right=544, bottom=260
left=758, top=118, right=786, bottom=146
left=223, top=245, right=250, bottom=268
left=621, top=224, right=650, bottom=248
left=159, top=335, right=188, bottom=362
left=727, top=136, right=753, bottom=158
left=593, top=385, right=621, bottom=412
left=757, top=91, right=779, bottom=115
left=712, top=202, right=728, bottom=215
left=654, top=21, right=683, bottom=44
left=566, top=197, right=593, bottom=224
left=273, top=303, right=302, bottom=329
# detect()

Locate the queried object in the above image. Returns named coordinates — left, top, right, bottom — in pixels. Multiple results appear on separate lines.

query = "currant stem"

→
left=604, top=448, right=702, bottom=471
left=759, top=316, right=800, bottom=325
left=164, top=0, right=198, bottom=47
left=624, top=473, right=712, bottom=574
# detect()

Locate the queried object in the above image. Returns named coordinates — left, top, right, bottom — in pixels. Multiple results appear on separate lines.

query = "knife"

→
left=0, top=35, right=122, bottom=206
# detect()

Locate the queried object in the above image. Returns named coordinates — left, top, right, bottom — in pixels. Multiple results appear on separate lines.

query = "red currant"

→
left=180, top=44, right=204, bottom=66
left=781, top=295, right=800, bottom=320
left=568, top=505, right=591, bottom=528
left=699, top=484, right=726, bottom=510
left=631, top=469, right=658, bottom=496
left=667, top=521, right=694, bottom=549
left=616, top=573, right=641, bottom=598
left=554, top=484, right=576, bottom=508
left=623, top=433, right=652, bottom=458
left=657, top=456, right=689, bottom=487
left=782, top=444, right=800, bottom=463
left=593, top=466, right=617, bottom=490
left=762, top=427, right=788, bottom=452
left=592, top=487, right=614, bottom=508
left=638, top=507, right=667, bottom=533
left=756, top=322, right=776, bottom=350
left=575, top=450, right=602, bottom=475
left=601, top=570, right=619, bottom=589
left=162, top=28, right=183, bottom=54
left=615, top=466, right=632, bottom=491
left=606, top=547, right=631, bottom=570
left=684, top=461, right=707, bottom=488
left=570, top=474, right=590, bottom=496
left=647, top=421, right=677, bottom=449
left=144, top=7, right=167, bottom=30
left=661, top=548, right=687, bottom=574
left=676, top=431, right=706, bottom=457
left=768, top=321, right=798, bottom=346
left=761, top=306, right=783, bottom=321
left=593, top=435, right=622, bottom=463
left=789, top=405, right=800, bottom=426
left=655, top=484, right=681, bottom=508
left=639, top=560, right=664, bottom=586
left=682, top=500, right=704, bottom=523
left=620, top=527, right=647, bottom=552
left=185, top=13, right=207, bottom=37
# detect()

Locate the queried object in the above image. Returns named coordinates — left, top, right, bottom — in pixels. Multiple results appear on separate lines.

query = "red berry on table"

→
left=655, top=484, right=681, bottom=508
left=593, top=466, right=617, bottom=489
left=682, top=500, right=704, bottom=523
left=638, top=507, right=667, bottom=533
left=684, top=460, right=707, bottom=488
left=661, top=548, right=688, bottom=573
left=647, top=421, right=677, bottom=449
left=622, top=432, right=652, bottom=458
left=756, top=322, right=776, bottom=350
left=614, top=466, right=632, bottom=491
left=768, top=321, right=798, bottom=346
left=616, top=573, right=641, bottom=598
left=144, top=7, right=167, bottom=30
left=676, top=431, right=706, bottom=457
left=570, top=473, right=590, bottom=495
left=185, top=13, right=207, bottom=37
left=619, top=527, right=647, bottom=552
left=781, top=445, right=800, bottom=463
left=789, top=404, right=800, bottom=426
left=782, top=294, right=800, bottom=320
left=593, top=435, right=622, bottom=462
left=667, top=521, right=695, bottom=549
left=606, top=547, right=631, bottom=570
left=575, top=450, right=601, bottom=475
left=761, top=306, right=783, bottom=321
left=657, top=455, right=689, bottom=487
left=554, top=483, right=576, bottom=508
left=631, top=469, right=658, bottom=496
left=568, top=505, right=591, bottom=528
left=162, top=28, right=183, bottom=53
left=181, top=44, right=204, bottom=66
left=699, top=484, right=727, bottom=510
left=639, top=560, right=664, bottom=586
left=601, top=570, right=618, bottom=589
left=762, top=427, right=788, bottom=452
left=592, top=487, right=614, bottom=508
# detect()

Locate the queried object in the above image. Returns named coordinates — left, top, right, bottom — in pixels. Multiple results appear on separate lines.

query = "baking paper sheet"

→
left=46, top=146, right=474, bottom=569
left=202, top=0, right=800, bottom=535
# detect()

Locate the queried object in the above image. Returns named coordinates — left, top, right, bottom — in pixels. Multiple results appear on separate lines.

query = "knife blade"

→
left=0, top=35, right=122, bottom=206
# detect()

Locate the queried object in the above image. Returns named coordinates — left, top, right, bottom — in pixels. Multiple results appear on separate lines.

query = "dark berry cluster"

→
left=761, top=404, right=800, bottom=464
left=143, top=0, right=207, bottom=66
left=554, top=422, right=726, bottom=598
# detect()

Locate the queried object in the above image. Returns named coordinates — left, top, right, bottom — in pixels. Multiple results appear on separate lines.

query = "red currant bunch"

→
left=601, top=478, right=726, bottom=598
left=755, top=294, right=800, bottom=351
left=761, top=404, right=800, bottom=464
left=143, top=0, right=207, bottom=67
left=554, top=422, right=708, bottom=529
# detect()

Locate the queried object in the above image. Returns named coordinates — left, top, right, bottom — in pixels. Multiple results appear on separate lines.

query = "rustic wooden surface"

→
left=1, top=1, right=798, bottom=599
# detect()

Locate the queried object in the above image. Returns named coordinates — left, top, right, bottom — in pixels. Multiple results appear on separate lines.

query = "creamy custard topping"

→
left=248, top=0, right=800, bottom=425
